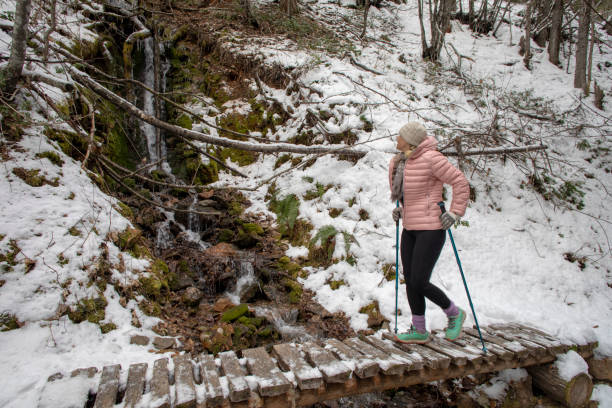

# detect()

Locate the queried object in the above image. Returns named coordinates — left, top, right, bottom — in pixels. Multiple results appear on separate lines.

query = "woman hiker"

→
left=389, top=122, right=470, bottom=344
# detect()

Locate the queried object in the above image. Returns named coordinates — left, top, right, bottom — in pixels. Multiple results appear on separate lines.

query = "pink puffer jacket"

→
left=388, top=136, right=469, bottom=230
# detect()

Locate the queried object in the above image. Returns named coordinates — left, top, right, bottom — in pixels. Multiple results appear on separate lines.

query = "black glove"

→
left=392, top=207, right=402, bottom=223
left=439, top=211, right=458, bottom=230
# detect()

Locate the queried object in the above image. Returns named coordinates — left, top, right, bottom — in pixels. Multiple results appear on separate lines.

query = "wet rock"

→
left=153, top=336, right=175, bottom=350
left=130, top=335, right=150, bottom=346
left=182, top=287, right=203, bottom=306
left=262, top=283, right=282, bottom=301
left=213, top=297, right=235, bottom=313
left=136, top=207, right=165, bottom=232
left=239, top=279, right=261, bottom=303
left=174, top=197, right=221, bottom=231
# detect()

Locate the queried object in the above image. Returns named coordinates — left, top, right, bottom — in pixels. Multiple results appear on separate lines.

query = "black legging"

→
left=401, top=229, right=451, bottom=315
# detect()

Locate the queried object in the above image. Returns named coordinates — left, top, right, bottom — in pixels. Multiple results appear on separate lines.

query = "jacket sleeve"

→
left=430, top=152, right=470, bottom=217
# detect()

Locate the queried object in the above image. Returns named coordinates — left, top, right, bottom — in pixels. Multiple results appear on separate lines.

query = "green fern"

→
left=342, top=231, right=359, bottom=254
left=310, top=225, right=337, bottom=260
left=273, top=194, right=300, bottom=232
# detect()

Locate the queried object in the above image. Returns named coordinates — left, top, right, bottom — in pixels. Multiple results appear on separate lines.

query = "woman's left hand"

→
left=439, top=211, right=458, bottom=230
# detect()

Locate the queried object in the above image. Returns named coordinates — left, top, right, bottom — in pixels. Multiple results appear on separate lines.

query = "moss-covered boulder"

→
left=221, top=304, right=248, bottom=322
left=68, top=296, right=108, bottom=324
left=282, top=278, right=303, bottom=304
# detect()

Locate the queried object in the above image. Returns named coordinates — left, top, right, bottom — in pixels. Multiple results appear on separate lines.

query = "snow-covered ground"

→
left=0, top=0, right=610, bottom=406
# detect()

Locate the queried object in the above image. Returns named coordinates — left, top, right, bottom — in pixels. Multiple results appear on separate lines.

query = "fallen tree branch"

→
left=349, top=54, right=383, bottom=75
left=180, top=137, right=248, bottom=178
left=69, top=67, right=370, bottom=157
left=98, top=158, right=222, bottom=216
left=22, top=69, right=74, bottom=92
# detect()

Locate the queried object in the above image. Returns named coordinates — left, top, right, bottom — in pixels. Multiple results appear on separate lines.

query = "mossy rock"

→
left=36, top=151, right=64, bottom=166
left=218, top=229, right=234, bottom=242
left=130, top=244, right=152, bottom=259
left=139, top=300, right=162, bottom=317
left=359, top=301, right=386, bottom=329
left=221, top=304, right=248, bottom=322
left=100, top=322, right=117, bottom=334
left=233, top=224, right=263, bottom=249
left=329, top=208, right=343, bottom=218
left=282, top=278, right=303, bottom=304
left=257, top=325, right=273, bottom=337
left=12, top=167, right=57, bottom=187
left=117, top=227, right=142, bottom=251
left=0, top=313, right=20, bottom=331
left=139, top=259, right=174, bottom=300
left=115, top=202, right=134, bottom=219
left=68, top=296, right=107, bottom=324
left=237, top=316, right=263, bottom=328
left=329, top=280, right=345, bottom=290
left=277, top=256, right=302, bottom=279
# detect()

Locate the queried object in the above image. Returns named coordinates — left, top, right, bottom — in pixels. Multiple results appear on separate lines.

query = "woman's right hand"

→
left=392, top=207, right=402, bottom=223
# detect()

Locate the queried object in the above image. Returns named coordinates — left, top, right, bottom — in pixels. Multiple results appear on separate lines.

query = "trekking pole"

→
left=394, top=200, right=400, bottom=334
left=437, top=202, right=487, bottom=354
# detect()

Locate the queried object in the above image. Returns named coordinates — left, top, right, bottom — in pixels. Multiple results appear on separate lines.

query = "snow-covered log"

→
left=528, top=363, right=593, bottom=408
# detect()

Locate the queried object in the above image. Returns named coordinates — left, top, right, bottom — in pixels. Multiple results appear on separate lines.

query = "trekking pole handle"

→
left=437, top=201, right=446, bottom=214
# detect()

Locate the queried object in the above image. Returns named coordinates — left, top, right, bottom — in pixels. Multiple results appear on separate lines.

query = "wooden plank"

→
left=504, top=323, right=571, bottom=353
left=93, top=364, right=120, bottom=408
left=150, top=358, right=171, bottom=408
left=301, top=342, right=352, bottom=383
left=198, top=354, right=226, bottom=407
left=458, top=333, right=514, bottom=361
left=344, top=337, right=408, bottom=376
left=421, top=335, right=487, bottom=367
left=219, top=351, right=250, bottom=402
left=324, top=338, right=379, bottom=378
left=466, top=327, right=529, bottom=359
left=451, top=337, right=498, bottom=365
left=486, top=326, right=550, bottom=358
left=123, top=363, right=147, bottom=408
left=242, top=347, right=292, bottom=397
left=173, top=355, right=196, bottom=408
left=360, top=335, right=425, bottom=370
left=381, top=332, right=452, bottom=370
left=435, top=336, right=488, bottom=366
left=272, top=343, right=323, bottom=390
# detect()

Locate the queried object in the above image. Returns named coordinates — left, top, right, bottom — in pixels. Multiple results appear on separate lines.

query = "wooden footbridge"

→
left=39, top=323, right=598, bottom=408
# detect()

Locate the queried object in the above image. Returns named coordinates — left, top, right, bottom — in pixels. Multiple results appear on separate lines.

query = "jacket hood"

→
left=409, top=136, right=438, bottom=160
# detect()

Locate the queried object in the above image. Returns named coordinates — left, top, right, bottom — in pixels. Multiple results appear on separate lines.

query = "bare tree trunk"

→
left=469, top=0, right=474, bottom=21
left=586, top=18, right=594, bottom=95
left=523, top=0, right=534, bottom=70
left=1, top=0, right=33, bottom=98
left=241, top=0, right=259, bottom=27
left=361, top=0, right=371, bottom=38
left=43, top=0, right=57, bottom=62
left=548, top=0, right=563, bottom=66
left=574, top=1, right=590, bottom=91
left=153, top=27, right=162, bottom=169
left=417, top=0, right=429, bottom=57
left=280, top=0, right=298, bottom=16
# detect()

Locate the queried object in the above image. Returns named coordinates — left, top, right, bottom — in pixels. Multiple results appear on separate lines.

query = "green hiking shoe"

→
left=445, top=308, right=466, bottom=341
left=395, top=326, right=430, bottom=344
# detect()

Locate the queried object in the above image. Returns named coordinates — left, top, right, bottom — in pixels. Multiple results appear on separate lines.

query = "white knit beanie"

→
left=399, top=122, right=427, bottom=147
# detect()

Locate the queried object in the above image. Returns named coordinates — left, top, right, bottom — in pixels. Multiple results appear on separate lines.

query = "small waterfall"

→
left=139, top=37, right=171, bottom=173
left=252, top=305, right=313, bottom=341
left=225, top=261, right=257, bottom=304
left=187, top=195, right=200, bottom=234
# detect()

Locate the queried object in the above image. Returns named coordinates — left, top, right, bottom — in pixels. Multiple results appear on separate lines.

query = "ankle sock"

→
left=444, top=301, right=459, bottom=317
left=412, top=315, right=426, bottom=333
